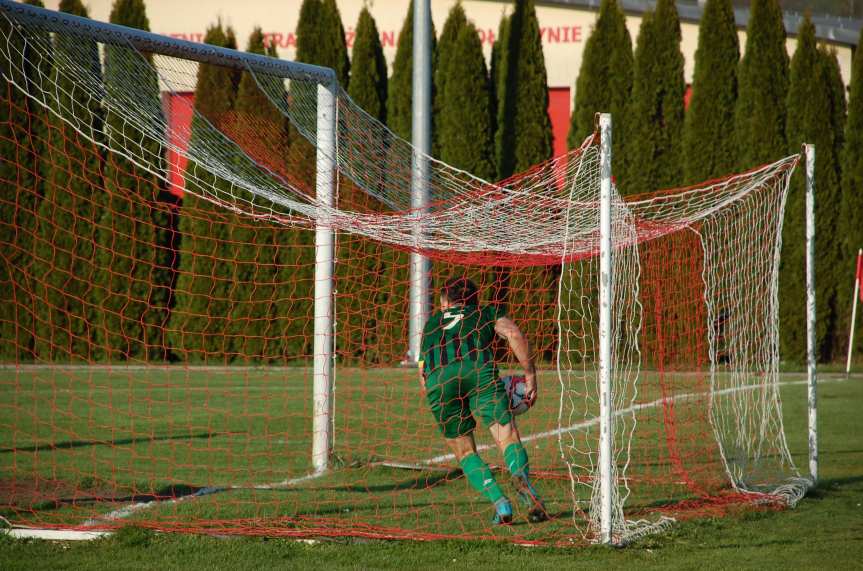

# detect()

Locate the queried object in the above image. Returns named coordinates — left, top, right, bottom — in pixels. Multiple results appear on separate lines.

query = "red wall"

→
left=548, top=87, right=571, bottom=157
left=162, top=92, right=195, bottom=198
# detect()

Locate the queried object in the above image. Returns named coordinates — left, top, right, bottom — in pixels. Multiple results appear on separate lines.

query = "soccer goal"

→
left=0, top=1, right=815, bottom=546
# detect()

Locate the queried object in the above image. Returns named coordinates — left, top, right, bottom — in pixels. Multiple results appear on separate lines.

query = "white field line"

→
left=81, top=486, right=224, bottom=527
left=77, top=471, right=329, bottom=529
left=74, top=471, right=325, bottom=526
left=4, top=528, right=112, bottom=541
left=237, top=470, right=328, bottom=490
left=7, top=374, right=846, bottom=540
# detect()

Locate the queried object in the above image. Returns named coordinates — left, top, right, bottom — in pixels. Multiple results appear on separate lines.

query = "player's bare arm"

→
left=417, top=360, right=426, bottom=393
left=494, top=316, right=537, bottom=404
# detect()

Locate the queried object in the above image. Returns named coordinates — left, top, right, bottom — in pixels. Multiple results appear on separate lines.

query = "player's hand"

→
left=417, top=360, right=427, bottom=394
left=524, top=370, right=537, bottom=407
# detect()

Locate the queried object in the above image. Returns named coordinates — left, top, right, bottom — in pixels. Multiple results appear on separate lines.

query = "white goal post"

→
left=804, top=144, right=818, bottom=485
left=597, top=113, right=614, bottom=544
left=846, top=248, right=862, bottom=377
left=312, top=81, right=338, bottom=474
left=592, top=125, right=819, bottom=543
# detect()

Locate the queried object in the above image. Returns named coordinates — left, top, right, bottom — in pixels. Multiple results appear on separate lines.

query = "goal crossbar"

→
left=0, top=0, right=334, bottom=82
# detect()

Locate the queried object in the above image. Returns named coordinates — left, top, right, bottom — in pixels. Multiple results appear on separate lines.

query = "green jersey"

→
left=420, top=304, right=503, bottom=376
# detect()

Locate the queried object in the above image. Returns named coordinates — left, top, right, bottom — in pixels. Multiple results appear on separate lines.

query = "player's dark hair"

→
left=441, top=276, right=479, bottom=306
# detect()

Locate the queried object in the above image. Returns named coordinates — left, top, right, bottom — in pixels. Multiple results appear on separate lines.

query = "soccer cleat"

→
left=491, top=498, right=513, bottom=525
left=512, top=474, right=549, bottom=523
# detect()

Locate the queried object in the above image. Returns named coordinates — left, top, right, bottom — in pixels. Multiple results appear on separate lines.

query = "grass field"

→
left=1, top=366, right=861, bottom=568
left=0, top=366, right=610, bottom=543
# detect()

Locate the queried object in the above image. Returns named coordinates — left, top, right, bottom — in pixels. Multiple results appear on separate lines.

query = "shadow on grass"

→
left=327, top=468, right=464, bottom=493
left=619, top=473, right=863, bottom=515
left=820, top=448, right=863, bottom=456
left=818, top=474, right=863, bottom=486
left=805, top=474, right=863, bottom=499
left=0, top=432, right=226, bottom=453
left=287, top=500, right=544, bottom=529
left=25, top=483, right=209, bottom=513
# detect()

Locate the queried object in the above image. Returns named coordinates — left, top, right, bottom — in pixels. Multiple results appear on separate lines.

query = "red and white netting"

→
left=0, top=6, right=807, bottom=545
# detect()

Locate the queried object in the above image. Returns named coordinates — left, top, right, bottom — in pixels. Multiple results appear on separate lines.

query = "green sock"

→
left=504, top=442, right=530, bottom=479
left=459, top=453, right=505, bottom=504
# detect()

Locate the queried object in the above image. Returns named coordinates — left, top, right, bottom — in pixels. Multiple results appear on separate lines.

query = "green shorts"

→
left=425, top=360, right=513, bottom=439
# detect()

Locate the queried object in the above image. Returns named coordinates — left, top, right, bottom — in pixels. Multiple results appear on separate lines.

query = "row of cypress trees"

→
left=0, top=0, right=50, bottom=361
left=573, top=0, right=862, bottom=362
left=256, top=0, right=558, bottom=360
left=1, top=0, right=176, bottom=362
left=2, top=0, right=860, bottom=363
left=0, top=0, right=552, bottom=363
left=31, top=0, right=106, bottom=361
left=0, top=0, right=303, bottom=362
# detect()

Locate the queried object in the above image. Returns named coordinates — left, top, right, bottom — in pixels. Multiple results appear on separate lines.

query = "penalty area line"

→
left=77, top=471, right=330, bottom=530
left=234, top=469, right=329, bottom=490
left=80, top=486, right=224, bottom=528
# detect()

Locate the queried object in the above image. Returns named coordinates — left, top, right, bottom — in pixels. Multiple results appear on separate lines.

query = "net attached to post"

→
left=0, top=3, right=808, bottom=545
left=557, top=156, right=809, bottom=544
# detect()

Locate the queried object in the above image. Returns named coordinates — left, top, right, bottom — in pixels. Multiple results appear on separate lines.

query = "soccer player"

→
left=418, top=276, right=548, bottom=524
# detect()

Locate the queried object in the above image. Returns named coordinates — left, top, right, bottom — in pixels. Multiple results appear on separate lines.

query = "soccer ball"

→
left=501, top=375, right=531, bottom=415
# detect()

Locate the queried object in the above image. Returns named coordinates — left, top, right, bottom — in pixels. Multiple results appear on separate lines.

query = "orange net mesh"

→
left=0, top=4, right=809, bottom=545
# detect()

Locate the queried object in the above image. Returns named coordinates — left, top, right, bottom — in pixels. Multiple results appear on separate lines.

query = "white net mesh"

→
left=556, top=157, right=807, bottom=542
left=0, top=5, right=614, bottom=262
left=0, top=3, right=809, bottom=544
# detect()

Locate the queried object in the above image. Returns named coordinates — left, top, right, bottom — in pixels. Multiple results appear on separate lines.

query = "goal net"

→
left=0, top=2, right=810, bottom=545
